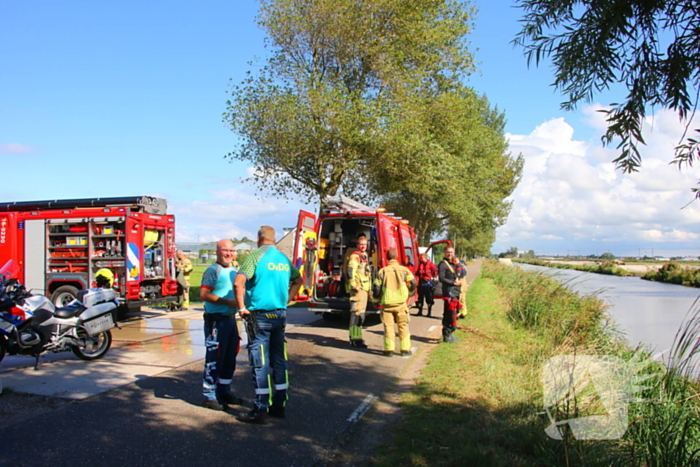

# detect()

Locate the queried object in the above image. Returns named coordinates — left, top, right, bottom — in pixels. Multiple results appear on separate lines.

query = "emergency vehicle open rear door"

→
left=292, top=210, right=317, bottom=301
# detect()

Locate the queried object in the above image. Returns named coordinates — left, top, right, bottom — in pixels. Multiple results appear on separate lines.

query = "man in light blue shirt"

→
left=200, top=239, right=244, bottom=411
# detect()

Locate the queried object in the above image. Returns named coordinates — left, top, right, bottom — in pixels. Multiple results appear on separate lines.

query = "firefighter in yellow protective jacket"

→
left=374, top=249, right=416, bottom=357
left=175, top=250, right=194, bottom=310
left=346, top=235, right=371, bottom=348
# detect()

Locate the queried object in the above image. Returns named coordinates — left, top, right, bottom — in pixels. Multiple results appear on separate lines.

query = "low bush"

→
left=514, top=258, right=635, bottom=277
left=643, top=261, right=700, bottom=288
left=482, top=261, right=611, bottom=349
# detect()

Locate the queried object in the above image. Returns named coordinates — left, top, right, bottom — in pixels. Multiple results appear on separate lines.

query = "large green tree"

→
left=514, top=0, right=700, bottom=176
left=379, top=89, right=523, bottom=246
left=224, top=0, right=476, bottom=204
left=224, top=0, right=522, bottom=251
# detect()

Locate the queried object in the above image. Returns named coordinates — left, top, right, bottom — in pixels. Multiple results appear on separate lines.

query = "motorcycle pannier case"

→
left=82, top=303, right=116, bottom=336
left=79, top=288, right=117, bottom=307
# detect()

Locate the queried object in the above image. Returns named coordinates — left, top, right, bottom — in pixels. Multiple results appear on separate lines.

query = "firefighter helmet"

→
left=95, top=268, right=114, bottom=288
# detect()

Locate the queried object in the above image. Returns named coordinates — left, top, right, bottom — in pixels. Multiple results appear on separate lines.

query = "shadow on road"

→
left=0, top=338, right=406, bottom=467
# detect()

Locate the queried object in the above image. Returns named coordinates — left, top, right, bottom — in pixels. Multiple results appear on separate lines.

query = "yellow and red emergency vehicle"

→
left=292, top=196, right=450, bottom=318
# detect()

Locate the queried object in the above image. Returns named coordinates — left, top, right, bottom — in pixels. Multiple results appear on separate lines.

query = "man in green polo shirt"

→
left=234, top=226, right=302, bottom=424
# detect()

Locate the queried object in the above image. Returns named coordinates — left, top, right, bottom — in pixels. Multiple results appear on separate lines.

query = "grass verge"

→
left=376, top=271, right=548, bottom=466
left=376, top=260, right=700, bottom=466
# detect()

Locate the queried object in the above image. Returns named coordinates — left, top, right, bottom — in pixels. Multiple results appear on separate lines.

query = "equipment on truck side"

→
left=0, top=196, right=178, bottom=319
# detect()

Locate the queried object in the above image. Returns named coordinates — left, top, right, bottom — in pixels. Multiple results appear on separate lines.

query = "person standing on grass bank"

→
left=346, top=235, right=371, bottom=348
left=452, top=256, right=467, bottom=319
left=234, top=226, right=302, bottom=424
left=438, top=246, right=461, bottom=343
left=374, top=249, right=416, bottom=357
left=199, top=239, right=244, bottom=411
left=415, top=253, right=437, bottom=317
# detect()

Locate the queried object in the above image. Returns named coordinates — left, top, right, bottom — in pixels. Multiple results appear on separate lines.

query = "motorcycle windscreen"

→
left=424, top=239, right=452, bottom=299
left=0, top=259, right=19, bottom=280
left=292, top=210, right=317, bottom=301
left=0, top=259, right=24, bottom=320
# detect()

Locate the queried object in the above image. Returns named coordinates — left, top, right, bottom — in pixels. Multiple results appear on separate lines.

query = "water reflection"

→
left=519, top=264, right=700, bottom=354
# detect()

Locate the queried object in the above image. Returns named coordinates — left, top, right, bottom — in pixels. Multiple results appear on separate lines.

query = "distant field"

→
left=541, top=259, right=700, bottom=274
left=190, top=264, right=207, bottom=287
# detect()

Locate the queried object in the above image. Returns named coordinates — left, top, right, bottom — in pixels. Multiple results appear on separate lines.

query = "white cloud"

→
left=581, top=103, right=612, bottom=131
left=169, top=184, right=313, bottom=244
left=0, top=143, right=36, bottom=155
left=638, top=229, right=699, bottom=242
left=542, top=234, right=564, bottom=240
left=495, top=109, right=700, bottom=255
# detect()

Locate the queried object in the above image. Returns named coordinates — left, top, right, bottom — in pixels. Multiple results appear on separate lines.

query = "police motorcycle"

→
left=0, top=260, right=118, bottom=369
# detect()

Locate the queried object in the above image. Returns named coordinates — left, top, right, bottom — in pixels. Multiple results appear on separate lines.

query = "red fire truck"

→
left=0, top=196, right=178, bottom=318
left=292, top=196, right=450, bottom=318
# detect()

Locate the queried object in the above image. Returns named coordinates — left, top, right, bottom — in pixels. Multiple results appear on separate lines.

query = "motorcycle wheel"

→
left=0, top=334, right=6, bottom=363
left=71, top=329, right=112, bottom=360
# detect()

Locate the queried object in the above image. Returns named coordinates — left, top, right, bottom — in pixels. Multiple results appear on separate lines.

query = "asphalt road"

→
left=0, top=261, right=481, bottom=467
left=0, top=315, right=443, bottom=467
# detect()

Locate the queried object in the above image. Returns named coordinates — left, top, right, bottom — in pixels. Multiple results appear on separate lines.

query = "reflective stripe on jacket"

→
left=347, top=251, right=371, bottom=291
left=375, top=260, right=416, bottom=304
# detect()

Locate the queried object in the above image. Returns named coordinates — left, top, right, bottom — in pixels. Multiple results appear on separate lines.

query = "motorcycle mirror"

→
left=0, top=259, right=20, bottom=280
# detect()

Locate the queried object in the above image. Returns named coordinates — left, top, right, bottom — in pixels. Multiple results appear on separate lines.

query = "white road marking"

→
left=428, top=325, right=437, bottom=333
left=347, top=393, right=377, bottom=422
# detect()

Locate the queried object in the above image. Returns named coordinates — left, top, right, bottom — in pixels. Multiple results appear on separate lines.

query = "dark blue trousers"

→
left=247, top=310, right=288, bottom=410
left=202, top=315, right=240, bottom=400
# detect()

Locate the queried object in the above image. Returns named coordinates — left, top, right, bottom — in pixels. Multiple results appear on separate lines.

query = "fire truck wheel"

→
left=51, top=285, right=79, bottom=308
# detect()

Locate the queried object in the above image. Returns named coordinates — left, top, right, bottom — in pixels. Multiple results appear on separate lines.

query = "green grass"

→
left=376, top=260, right=700, bottom=466
left=187, top=264, right=207, bottom=303
left=377, top=274, right=550, bottom=466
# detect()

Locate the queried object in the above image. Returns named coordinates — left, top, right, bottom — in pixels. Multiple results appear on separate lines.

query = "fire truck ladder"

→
left=322, top=195, right=402, bottom=219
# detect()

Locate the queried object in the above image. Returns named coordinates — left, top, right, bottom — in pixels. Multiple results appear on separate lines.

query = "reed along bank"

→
left=375, top=260, right=700, bottom=467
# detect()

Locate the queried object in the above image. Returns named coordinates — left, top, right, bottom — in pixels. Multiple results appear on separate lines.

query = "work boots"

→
left=202, top=398, right=225, bottom=411
left=442, top=327, right=458, bottom=344
left=416, top=307, right=423, bottom=316
left=268, top=405, right=286, bottom=419
left=237, top=407, right=268, bottom=424
left=350, top=340, right=368, bottom=349
left=217, top=392, right=244, bottom=409
left=427, top=305, right=432, bottom=317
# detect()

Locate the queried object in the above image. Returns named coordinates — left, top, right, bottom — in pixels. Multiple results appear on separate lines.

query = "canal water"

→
left=519, top=264, right=700, bottom=357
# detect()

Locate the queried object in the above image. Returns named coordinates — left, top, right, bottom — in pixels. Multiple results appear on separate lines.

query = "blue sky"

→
left=2, top=1, right=698, bottom=257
